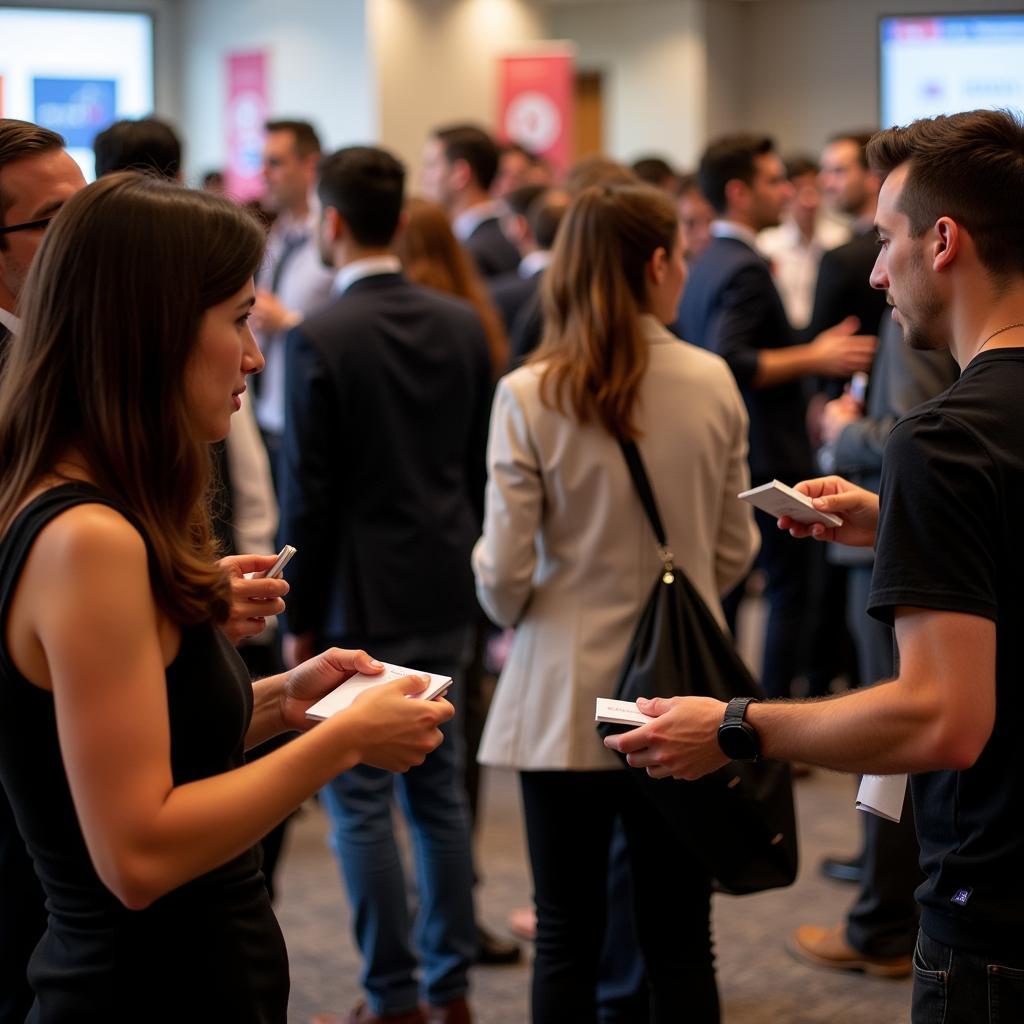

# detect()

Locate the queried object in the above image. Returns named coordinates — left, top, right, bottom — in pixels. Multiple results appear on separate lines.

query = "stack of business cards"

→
left=595, top=697, right=654, bottom=728
left=306, top=662, right=453, bottom=721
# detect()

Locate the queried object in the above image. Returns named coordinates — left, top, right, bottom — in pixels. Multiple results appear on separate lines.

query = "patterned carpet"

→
left=275, top=765, right=912, bottom=1023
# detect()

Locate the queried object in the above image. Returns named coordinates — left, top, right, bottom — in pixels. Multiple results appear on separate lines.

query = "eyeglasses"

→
left=0, top=217, right=54, bottom=236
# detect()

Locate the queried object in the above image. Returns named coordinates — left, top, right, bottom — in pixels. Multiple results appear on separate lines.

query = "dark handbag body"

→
left=597, top=440, right=798, bottom=895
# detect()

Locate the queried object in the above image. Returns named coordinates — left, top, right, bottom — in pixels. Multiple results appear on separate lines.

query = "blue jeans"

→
left=319, top=626, right=477, bottom=1015
left=912, top=929, right=1024, bottom=1024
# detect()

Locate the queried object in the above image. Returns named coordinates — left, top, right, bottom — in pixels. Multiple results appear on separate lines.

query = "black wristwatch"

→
left=717, top=697, right=762, bottom=763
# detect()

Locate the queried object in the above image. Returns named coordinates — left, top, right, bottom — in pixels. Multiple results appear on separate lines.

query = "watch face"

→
left=718, top=723, right=758, bottom=761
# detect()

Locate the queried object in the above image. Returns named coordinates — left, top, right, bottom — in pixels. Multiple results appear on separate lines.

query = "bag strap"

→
left=619, top=440, right=676, bottom=580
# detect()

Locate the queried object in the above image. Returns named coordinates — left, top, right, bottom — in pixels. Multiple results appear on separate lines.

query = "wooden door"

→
left=574, top=70, right=604, bottom=159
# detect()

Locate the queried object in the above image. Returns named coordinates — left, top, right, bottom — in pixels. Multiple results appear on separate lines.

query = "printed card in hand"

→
left=595, top=697, right=655, bottom=728
left=738, top=480, right=843, bottom=527
left=306, top=662, right=453, bottom=722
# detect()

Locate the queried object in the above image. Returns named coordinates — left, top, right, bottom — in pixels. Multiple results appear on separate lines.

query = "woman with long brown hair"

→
left=472, top=184, right=759, bottom=1022
left=0, top=172, right=451, bottom=1021
left=395, top=197, right=509, bottom=376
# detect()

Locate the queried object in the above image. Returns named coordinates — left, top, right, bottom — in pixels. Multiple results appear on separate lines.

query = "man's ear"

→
left=932, top=217, right=959, bottom=272
left=323, top=206, right=344, bottom=244
left=723, top=177, right=748, bottom=214
left=449, top=157, right=472, bottom=193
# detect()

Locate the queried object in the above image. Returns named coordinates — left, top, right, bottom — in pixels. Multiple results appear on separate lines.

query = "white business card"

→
left=306, top=662, right=453, bottom=721
left=595, top=697, right=654, bottom=728
left=856, top=773, right=907, bottom=823
left=738, top=479, right=843, bottom=528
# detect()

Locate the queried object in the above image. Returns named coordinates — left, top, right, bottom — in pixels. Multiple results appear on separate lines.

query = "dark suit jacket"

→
left=279, top=272, right=492, bottom=642
left=488, top=268, right=541, bottom=334
left=803, top=229, right=891, bottom=399
left=677, top=235, right=813, bottom=481
left=464, top=217, right=520, bottom=279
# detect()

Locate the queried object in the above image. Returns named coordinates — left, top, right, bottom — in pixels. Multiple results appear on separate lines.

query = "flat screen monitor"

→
left=880, top=13, right=1024, bottom=127
left=0, top=6, right=154, bottom=180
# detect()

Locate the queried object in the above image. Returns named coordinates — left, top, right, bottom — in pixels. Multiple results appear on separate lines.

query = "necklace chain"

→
left=976, top=321, right=1024, bottom=355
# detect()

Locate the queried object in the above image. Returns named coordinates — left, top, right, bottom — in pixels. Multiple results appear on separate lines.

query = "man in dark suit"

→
left=280, top=146, right=488, bottom=1024
left=488, top=185, right=568, bottom=337
left=420, top=123, right=519, bottom=278
left=0, top=118, right=85, bottom=1024
left=805, top=132, right=890, bottom=363
left=677, top=133, right=876, bottom=698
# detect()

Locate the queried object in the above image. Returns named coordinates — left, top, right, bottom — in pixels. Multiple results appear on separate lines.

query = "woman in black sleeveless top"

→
left=0, top=173, right=453, bottom=1022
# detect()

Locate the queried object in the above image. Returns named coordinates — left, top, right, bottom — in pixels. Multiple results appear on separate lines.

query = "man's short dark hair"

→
left=264, top=119, right=321, bottom=158
left=527, top=189, right=568, bottom=251
left=698, top=134, right=775, bottom=214
left=93, top=118, right=182, bottom=179
left=503, top=184, right=546, bottom=219
left=434, top=124, right=500, bottom=191
left=867, top=109, right=1024, bottom=281
left=828, top=130, right=874, bottom=171
left=784, top=154, right=819, bottom=180
left=0, top=118, right=66, bottom=242
left=631, top=155, right=678, bottom=190
left=318, top=145, right=405, bottom=247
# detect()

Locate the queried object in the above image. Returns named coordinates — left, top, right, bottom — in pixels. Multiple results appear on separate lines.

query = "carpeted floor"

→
left=275, top=764, right=912, bottom=1023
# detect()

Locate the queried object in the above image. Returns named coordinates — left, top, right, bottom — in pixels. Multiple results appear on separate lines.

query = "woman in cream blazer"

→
left=472, top=184, right=758, bottom=1023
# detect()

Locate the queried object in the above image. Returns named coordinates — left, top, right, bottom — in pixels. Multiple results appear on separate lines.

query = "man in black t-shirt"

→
left=606, top=109, right=1024, bottom=1024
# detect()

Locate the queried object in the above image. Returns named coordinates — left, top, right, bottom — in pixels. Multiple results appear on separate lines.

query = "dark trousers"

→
left=754, top=508, right=812, bottom=699
left=597, top=820, right=648, bottom=1024
left=520, top=770, right=719, bottom=1024
left=0, top=785, right=47, bottom=1023
left=844, top=564, right=921, bottom=957
left=912, top=929, right=1024, bottom=1023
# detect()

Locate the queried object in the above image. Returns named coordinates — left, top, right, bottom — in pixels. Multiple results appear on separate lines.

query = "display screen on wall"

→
left=0, top=6, right=154, bottom=180
left=880, top=14, right=1024, bottom=126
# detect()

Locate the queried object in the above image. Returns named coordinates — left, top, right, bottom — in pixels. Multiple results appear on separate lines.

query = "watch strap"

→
left=724, top=696, right=760, bottom=727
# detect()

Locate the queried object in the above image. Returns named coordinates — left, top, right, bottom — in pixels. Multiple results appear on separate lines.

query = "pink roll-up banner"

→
left=497, top=45, right=575, bottom=180
left=225, top=51, right=268, bottom=201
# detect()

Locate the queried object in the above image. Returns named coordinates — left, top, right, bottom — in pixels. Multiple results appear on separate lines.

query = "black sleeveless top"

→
left=0, top=484, right=289, bottom=1022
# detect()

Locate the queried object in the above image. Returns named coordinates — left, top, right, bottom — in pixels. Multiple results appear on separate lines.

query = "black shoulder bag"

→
left=597, top=440, right=798, bottom=895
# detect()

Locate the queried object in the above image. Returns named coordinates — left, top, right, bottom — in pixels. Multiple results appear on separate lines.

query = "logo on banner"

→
left=504, top=90, right=562, bottom=154
left=34, top=78, right=117, bottom=148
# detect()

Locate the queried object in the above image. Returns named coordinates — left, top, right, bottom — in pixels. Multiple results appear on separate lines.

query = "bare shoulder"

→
left=31, top=502, right=147, bottom=578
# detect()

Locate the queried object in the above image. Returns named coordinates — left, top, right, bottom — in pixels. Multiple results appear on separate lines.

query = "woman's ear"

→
left=646, top=246, right=669, bottom=286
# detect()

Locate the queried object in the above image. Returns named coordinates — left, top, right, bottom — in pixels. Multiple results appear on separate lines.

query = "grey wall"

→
left=737, top=0, right=1024, bottom=155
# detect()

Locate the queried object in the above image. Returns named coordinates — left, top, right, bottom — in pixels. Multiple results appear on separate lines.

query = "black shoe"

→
left=820, top=854, right=864, bottom=885
left=476, top=923, right=521, bottom=965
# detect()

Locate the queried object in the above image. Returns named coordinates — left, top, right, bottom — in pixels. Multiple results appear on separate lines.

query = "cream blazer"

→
left=473, top=316, right=759, bottom=771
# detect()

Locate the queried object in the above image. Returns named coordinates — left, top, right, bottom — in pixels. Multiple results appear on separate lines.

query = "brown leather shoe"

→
left=790, top=924, right=912, bottom=978
left=424, top=997, right=472, bottom=1024
left=311, top=1002, right=427, bottom=1024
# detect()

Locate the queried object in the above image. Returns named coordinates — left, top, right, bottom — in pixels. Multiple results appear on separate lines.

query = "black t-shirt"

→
left=868, top=349, right=1024, bottom=955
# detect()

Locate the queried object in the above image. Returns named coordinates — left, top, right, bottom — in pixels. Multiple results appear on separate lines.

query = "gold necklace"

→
left=975, top=321, right=1024, bottom=355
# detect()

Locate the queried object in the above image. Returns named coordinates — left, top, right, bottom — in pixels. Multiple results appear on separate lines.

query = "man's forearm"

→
left=748, top=679, right=966, bottom=774
left=753, top=344, right=818, bottom=388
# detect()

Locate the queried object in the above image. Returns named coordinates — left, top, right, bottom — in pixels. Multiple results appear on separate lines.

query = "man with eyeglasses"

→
left=0, top=120, right=84, bottom=349
left=0, top=117, right=84, bottom=1022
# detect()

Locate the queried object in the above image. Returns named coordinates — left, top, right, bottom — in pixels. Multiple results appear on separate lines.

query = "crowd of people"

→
left=0, top=102, right=1022, bottom=1024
